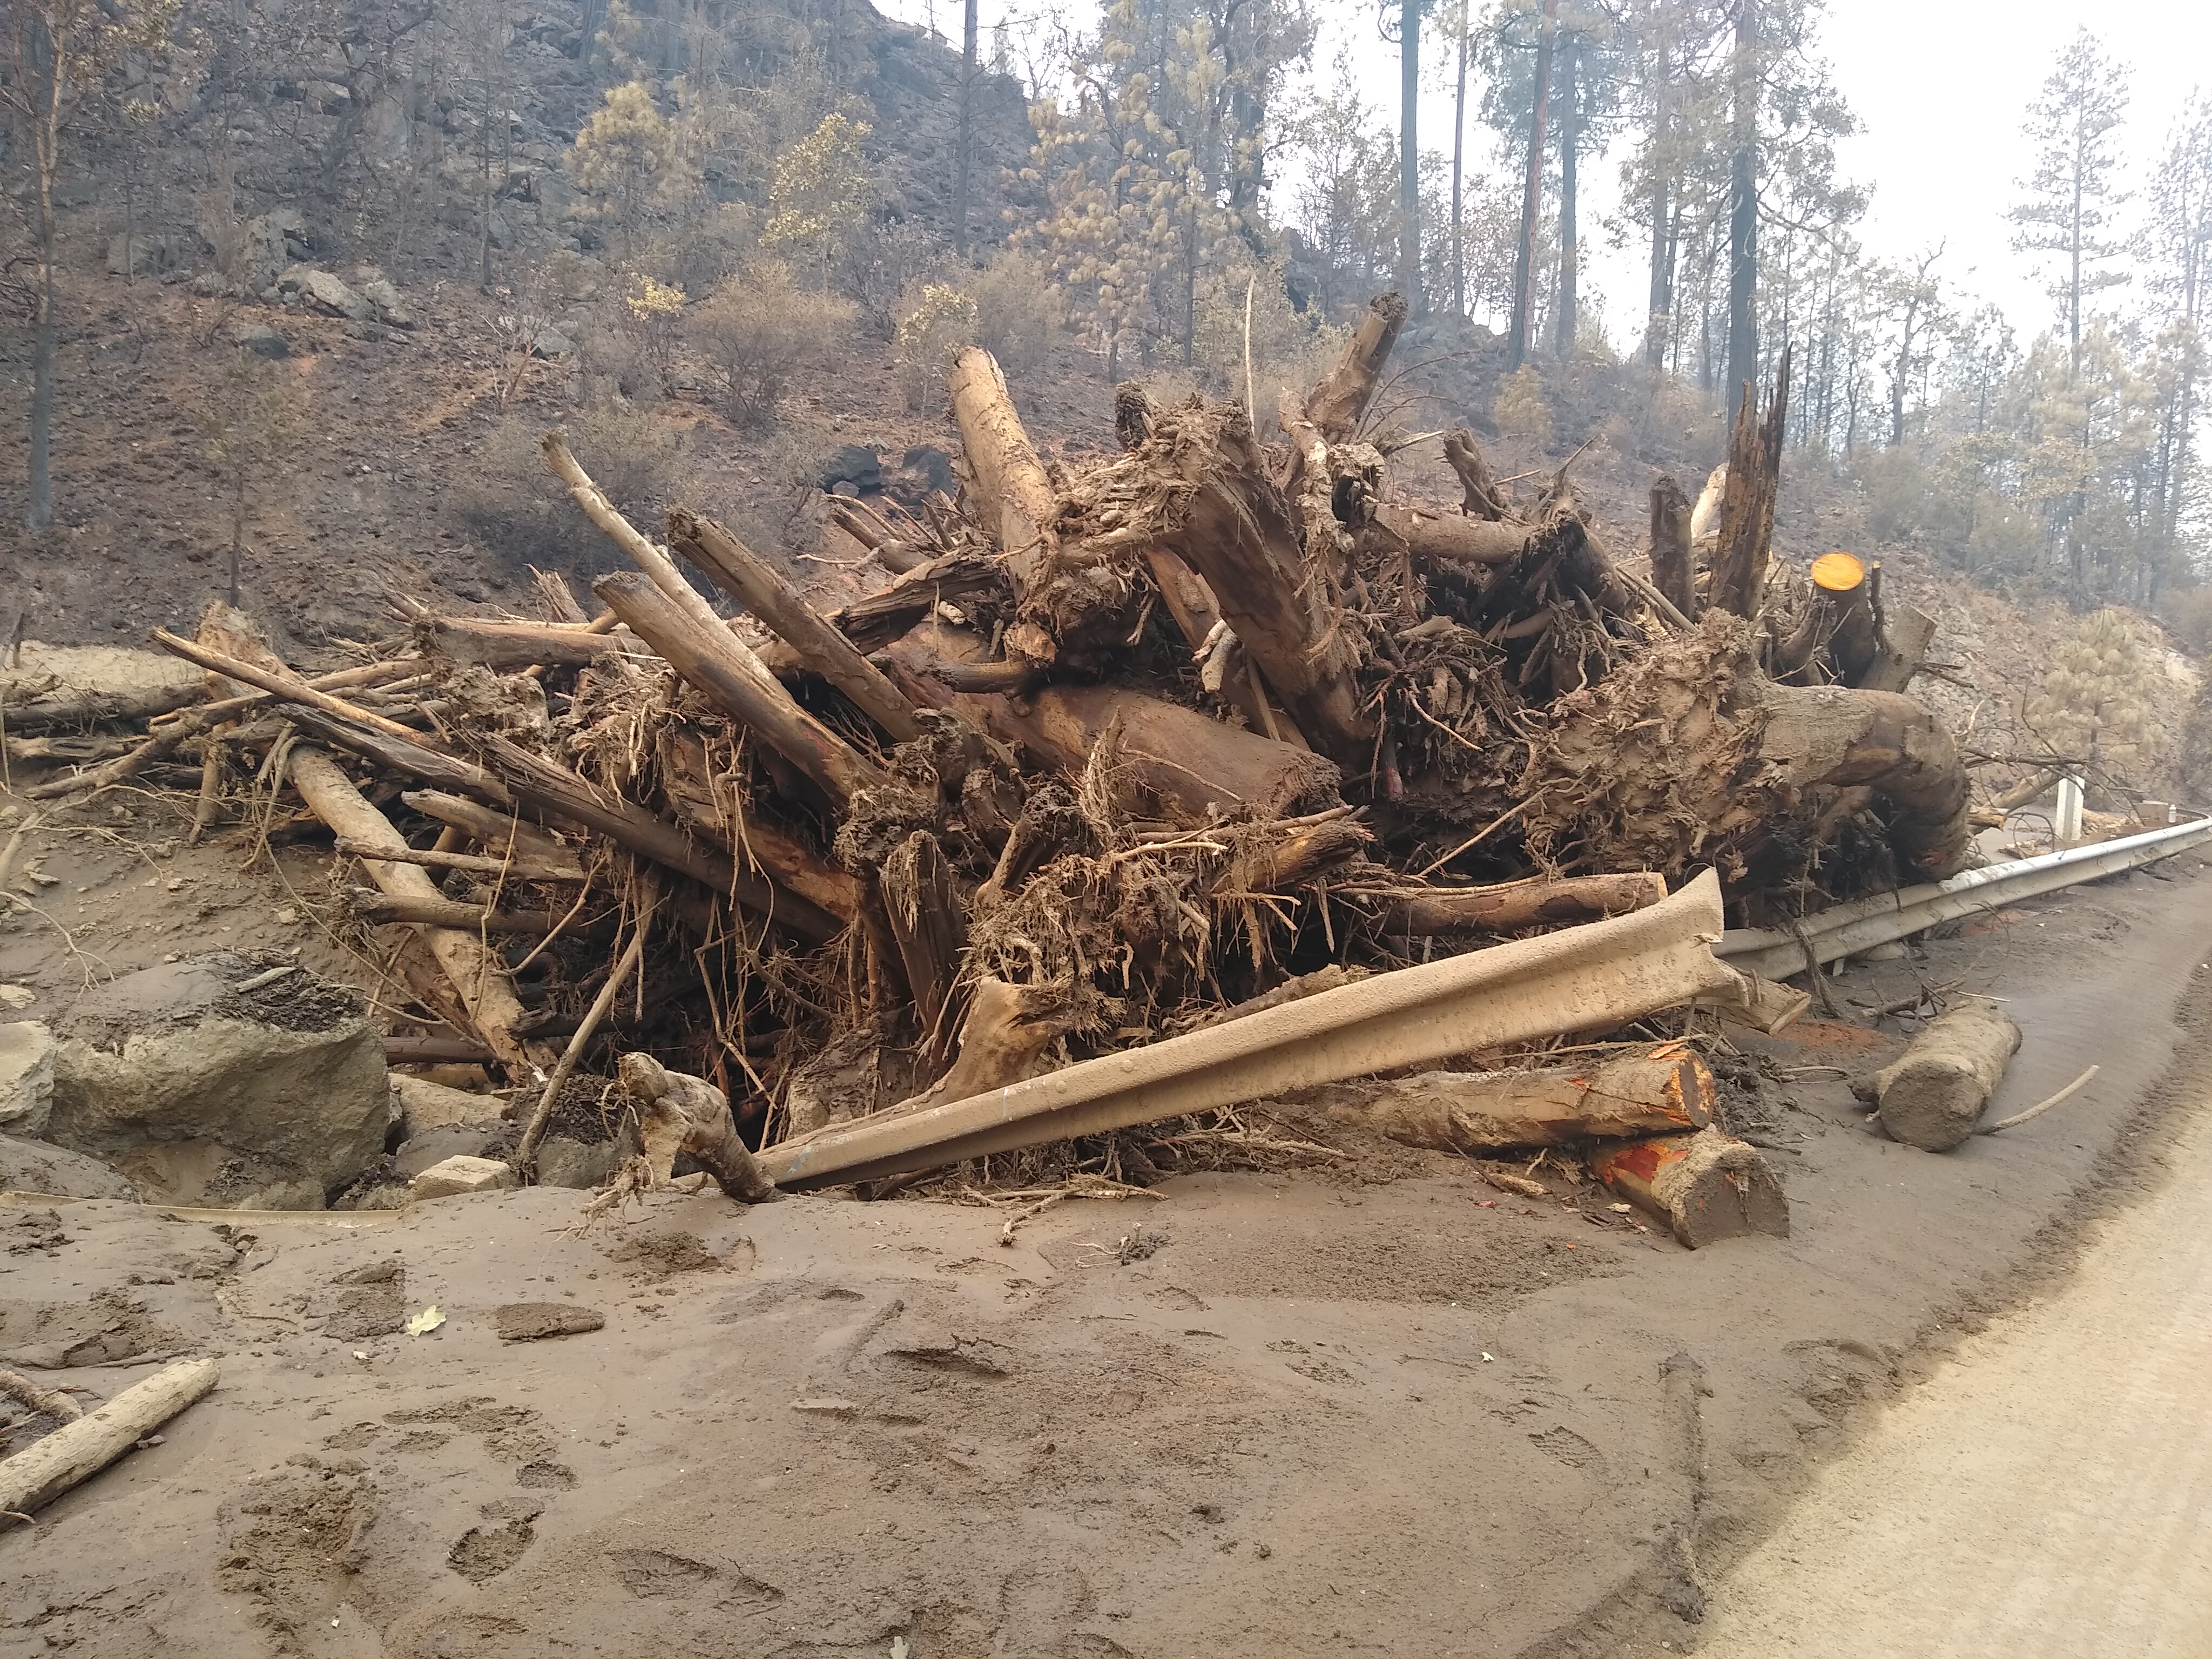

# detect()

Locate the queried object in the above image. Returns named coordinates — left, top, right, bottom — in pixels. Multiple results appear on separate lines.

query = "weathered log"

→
left=1862, top=596, right=1937, bottom=694
left=1444, top=429, right=1509, bottom=520
left=349, top=893, right=574, bottom=935
left=1759, top=681, right=1973, bottom=878
left=1303, top=291, right=1408, bottom=442
left=880, top=831, right=967, bottom=1051
left=543, top=431, right=729, bottom=638
left=290, top=746, right=541, bottom=1077
left=888, top=979, right=1083, bottom=1119
left=1374, top=505, right=1530, bottom=566
left=1374, top=872, right=1667, bottom=935
left=949, top=347, right=1059, bottom=576
left=654, top=728, right=862, bottom=928
left=944, top=674, right=1342, bottom=823
left=1, top=733, right=131, bottom=766
left=1648, top=475, right=1695, bottom=621
left=668, top=508, right=922, bottom=743
left=281, top=705, right=510, bottom=802
left=829, top=501, right=930, bottom=574
left=1316, top=1043, right=1716, bottom=1153
left=827, top=550, right=1011, bottom=653
left=1708, top=348, right=1790, bottom=618
left=414, top=616, right=645, bottom=672
left=1138, top=547, right=1309, bottom=749
left=1149, top=404, right=1373, bottom=768
left=1212, top=813, right=1373, bottom=898
left=330, top=838, right=585, bottom=884
left=473, top=734, right=846, bottom=945
left=1, top=682, right=204, bottom=733
left=619, top=1052, right=775, bottom=1203
left=0, top=1357, right=219, bottom=1519
left=1590, top=1129, right=1790, bottom=1248
left=23, top=712, right=203, bottom=800
left=400, top=790, right=578, bottom=869
left=1851, top=1002, right=2021, bottom=1151
left=594, top=571, right=885, bottom=809
left=149, top=630, right=421, bottom=743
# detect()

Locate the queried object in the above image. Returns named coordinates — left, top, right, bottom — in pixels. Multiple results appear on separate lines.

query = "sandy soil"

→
left=5, top=850, right=2210, bottom=1656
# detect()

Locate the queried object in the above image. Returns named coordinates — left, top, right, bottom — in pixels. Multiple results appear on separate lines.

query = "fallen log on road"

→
left=1850, top=1003, right=2022, bottom=1151
left=0, top=1357, right=219, bottom=1520
left=1313, top=1043, right=1717, bottom=1153
left=1590, top=1130, right=1791, bottom=1248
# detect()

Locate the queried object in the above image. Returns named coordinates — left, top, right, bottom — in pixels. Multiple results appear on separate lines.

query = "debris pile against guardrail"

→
left=4, top=292, right=2000, bottom=1228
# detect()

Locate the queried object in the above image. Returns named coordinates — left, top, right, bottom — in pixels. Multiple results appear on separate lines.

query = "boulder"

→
left=0, top=1022, right=55, bottom=1137
left=530, top=326, right=575, bottom=360
left=536, top=1134, right=621, bottom=1189
left=410, top=1155, right=516, bottom=1201
left=819, top=444, right=885, bottom=494
left=350, top=265, right=416, bottom=328
left=390, top=1073, right=498, bottom=1138
left=232, top=322, right=291, bottom=359
left=43, top=955, right=395, bottom=1209
left=0, top=1132, right=138, bottom=1201
left=240, top=208, right=307, bottom=291
left=106, top=234, right=182, bottom=278
left=279, top=265, right=375, bottom=322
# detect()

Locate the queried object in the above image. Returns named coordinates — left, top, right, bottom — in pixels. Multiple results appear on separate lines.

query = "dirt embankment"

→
left=4, top=858, right=2207, bottom=1657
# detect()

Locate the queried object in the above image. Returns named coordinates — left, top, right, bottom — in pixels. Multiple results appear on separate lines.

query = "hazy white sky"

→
left=880, top=0, right=2209, bottom=345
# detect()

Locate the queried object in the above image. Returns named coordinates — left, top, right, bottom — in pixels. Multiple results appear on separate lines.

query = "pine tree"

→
left=2008, top=28, right=2129, bottom=376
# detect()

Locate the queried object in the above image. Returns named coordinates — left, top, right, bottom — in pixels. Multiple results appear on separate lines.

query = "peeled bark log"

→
left=1139, top=547, right=1309, bottom=749
left=150, top=630, right=421, bottom=743
left=1648, top=475, right=1695, bottom=621
left=1149, top=404, right=1373, bottom=768
left=1708, top=348, right=1790, bottom=618
left=595, top=571, right=885, bottom=809
left=414, top=616, right=645, bottom=672
left=0, top=1357, right=219, bottom=1519
left=1303, top=291, right=1408, bottom=441
left=829, top=501, right=930, bottom=575
left=668, top=508, right=922, bottom=743
left=291, top=746, right=541, bottom=1078
left=2, top=682, right=204, bottom=733
left=400, top=790, right=578, bottom=869
left=949, top=347, right=1059, bottom=576
left=1374, top=505, right=1530, bottom=566
left=474, top=734, right=846, bottom=945
left=1377, top=872, right=1666, bottom=935
left=331, top=838, right=584, bottom=884
left=1759, top=681, right=1973, bottom=878
left=1853, top=1003, right=2021, bottom=1151
left=889, top=979, right=1082, bottom=1118
left=543, top=431, right=728, bottom=638
left=827, top=551, right=1010, bottom=653
left=1317, top=1043, right=1716, bottom=1152
left=1590, top=1129, right=1790, bottom=1247
left=1444, top=429, right=1509, bottom=520
left=281, top=705, right=509, bottom=802
left=348, top=893, right=575, bottom=935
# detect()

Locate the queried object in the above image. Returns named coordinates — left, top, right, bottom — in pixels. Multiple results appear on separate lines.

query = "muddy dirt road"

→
left=1690, top=1045, right=2212, bottom=1658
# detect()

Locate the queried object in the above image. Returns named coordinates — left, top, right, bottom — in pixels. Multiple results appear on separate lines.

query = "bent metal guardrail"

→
left=1717, top=816, right=2212, bottom=982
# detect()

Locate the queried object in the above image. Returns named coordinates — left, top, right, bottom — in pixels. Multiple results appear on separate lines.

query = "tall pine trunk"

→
left=1508, top=0, right=1560, bottom=370
left=1399, top=0, right=1422, bottom=311
left=954, top=0, right=977, bottom=257
left=1451, top=1, right=1468, bottom=316
left=1725, top=0, right=1759, bottom=421
left=1554, top=37, right=1579, bottom=356
left=1644, top=17, right=1676, bottom=370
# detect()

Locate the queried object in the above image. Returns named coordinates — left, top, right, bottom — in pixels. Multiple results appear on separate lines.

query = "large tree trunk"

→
left=1377, top=872, right=1666, bottom=935
left=1648, top=475, right=1696, bottom=620
left=1725, top=0, right=1760, bottom=421
left=1147, top=404, right=1373, bottom=770
left=1555, top=36, right=1580, bottom=356
left=1759, top=678, right=1973, bottom=878
left=1508, top=0, right=1560, bottom=370
left=1316, top=1043, right=1716, bottom=1153
left=1708, top=347, right=1790, bottom=617
left=1302, top=292, right=1409, bottom=443
left=1398, top=0, right=1422, bottom=311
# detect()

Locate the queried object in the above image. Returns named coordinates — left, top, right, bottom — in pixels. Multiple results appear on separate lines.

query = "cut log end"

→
left=1869, top=1003, right=2022, bottom=1151
left=1811, top=550, right=1867, bottom=594
left=1592, top=1129, right=1791, bottom=1249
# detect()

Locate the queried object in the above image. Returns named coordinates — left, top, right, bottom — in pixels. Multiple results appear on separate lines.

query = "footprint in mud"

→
left=219, top=1456, right=378, bottom=1638
left=1528, top=1424, right=1607, bottom=1473
left=605, top=1547, right=785, bottom=1612
left=515, top=1458, right=577, bottom=1489
left=449, top=1505, right=541, bottom=1583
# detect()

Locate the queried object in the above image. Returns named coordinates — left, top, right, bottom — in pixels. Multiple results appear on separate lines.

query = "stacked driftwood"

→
left=4, top=293, right=1972, bottom=1234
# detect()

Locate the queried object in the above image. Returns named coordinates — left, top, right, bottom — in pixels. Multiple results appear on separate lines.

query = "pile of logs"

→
left=3, top=292, right=1973, bottom=1225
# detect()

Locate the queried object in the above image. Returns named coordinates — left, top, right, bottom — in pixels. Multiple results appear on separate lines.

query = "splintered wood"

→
left=12, top=288, right=1975, bottom=1226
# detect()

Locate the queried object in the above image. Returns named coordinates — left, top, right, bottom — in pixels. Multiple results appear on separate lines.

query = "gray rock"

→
left=279, top=264, right=375, bottom=322
left=395, top=1123, right=504, bottom=1178
left=105, top=233, right=180, bottom=277
left=240, top=208, right=307, bottom=292
left=391, top=1073, right=497, bottom=1138
left=492, top=1302, right=604, bottom=1341
left=530, top=326, right=574, bottom=360
left=0, top=1021, right=55, bottom=1136
left=485, top=207, right=515, bottom=249
left=350, top=265, right=415, bottom=328
left=232, top=322, right=290, bottom=359
left=535, top=1134, right=621, bottom=1190
left=43, top=955, right=394, bottom=1209
left=410, top=1154, right=516, bottom=1200
left=0, top=1132, right=138, bottom=1200
left=819, top=443, right=884, bottom=494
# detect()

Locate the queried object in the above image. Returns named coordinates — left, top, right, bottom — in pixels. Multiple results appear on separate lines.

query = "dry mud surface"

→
left=4, top=861, right=2210, bottom=1658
